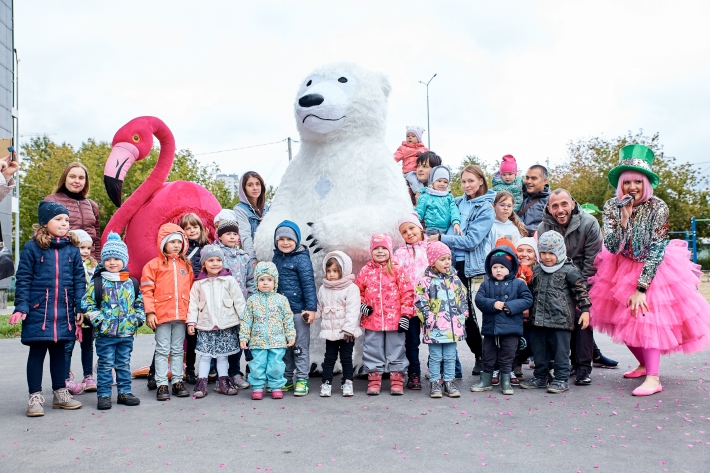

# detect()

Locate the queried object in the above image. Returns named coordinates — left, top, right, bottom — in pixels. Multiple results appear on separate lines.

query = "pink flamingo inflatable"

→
left=102, top=116, right=221, bottom=279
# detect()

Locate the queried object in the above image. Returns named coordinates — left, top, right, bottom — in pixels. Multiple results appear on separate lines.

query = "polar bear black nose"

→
left=299, top=94, right=324, bottom=108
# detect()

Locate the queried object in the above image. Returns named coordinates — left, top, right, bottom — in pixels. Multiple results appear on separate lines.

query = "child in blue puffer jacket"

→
left=11, top=201, right=85, bottom=417
left=272, top=220, right=317, bottom=396
left=415, top=166, right=462, bottom=236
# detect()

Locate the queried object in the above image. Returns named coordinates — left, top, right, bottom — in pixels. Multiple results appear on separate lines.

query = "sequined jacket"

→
left=602, top=196, right=669, bottom=289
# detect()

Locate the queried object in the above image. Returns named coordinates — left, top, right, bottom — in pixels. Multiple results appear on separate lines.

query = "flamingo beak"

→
left=104, top=142, right=139, bottom=207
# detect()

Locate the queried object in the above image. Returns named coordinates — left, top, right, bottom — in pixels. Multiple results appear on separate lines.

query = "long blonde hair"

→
left=32, top=224, right=79, bottom=250
left=54, top=162, right=91, bottom=198
left=494, top=191, right=528, bottom=237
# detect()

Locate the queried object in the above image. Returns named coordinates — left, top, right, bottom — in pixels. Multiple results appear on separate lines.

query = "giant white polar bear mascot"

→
left=254, top=62, right=413, bottom=374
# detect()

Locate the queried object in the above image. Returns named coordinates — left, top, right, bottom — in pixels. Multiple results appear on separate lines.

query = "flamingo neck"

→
left=144, top=117, right=176, bottom=189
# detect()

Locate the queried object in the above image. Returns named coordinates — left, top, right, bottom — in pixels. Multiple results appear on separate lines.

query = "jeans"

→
left=249, top=348, right=287, bottom=390
left=428, top=343, right=457, bottom=382
left=405, top=316, right=421, bottom=377
left=428, top=351, right=463, bottom=378
left=27, top=341, right=66, bottom=393
left=283, top=313, right=311, bottom=381
left=64, top=326, right=93, bottom=380
left=482, top=335, right=518, bottom=374
left=322, top=339, right=354, bottom=383
left=155, top=321, right=186, bottom=386
left=530, top=327, right=571, bottom=382
left=95, top=336, right=134, bottom=397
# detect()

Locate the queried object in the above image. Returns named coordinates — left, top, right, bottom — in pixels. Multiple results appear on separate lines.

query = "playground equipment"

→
left=669, top=217, right=710, bottom=264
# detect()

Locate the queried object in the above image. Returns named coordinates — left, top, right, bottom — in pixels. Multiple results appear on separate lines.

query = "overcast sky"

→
left=16, top=1, right=710, bottom=186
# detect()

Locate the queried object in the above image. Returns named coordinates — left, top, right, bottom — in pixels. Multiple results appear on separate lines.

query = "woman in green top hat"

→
left=588, top=144, right=710, bottom=396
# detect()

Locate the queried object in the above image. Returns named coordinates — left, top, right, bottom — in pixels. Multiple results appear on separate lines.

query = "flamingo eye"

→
left=132, top=134, right=140, bottom=143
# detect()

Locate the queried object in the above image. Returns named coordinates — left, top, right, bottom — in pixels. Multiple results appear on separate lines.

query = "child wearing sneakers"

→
left=64, top=229, right=99, bottom=395
left=491, top=155, right=524, bottom=212
left=394, top=125, right=428, bottom=174
left=82, top=233, right=145, bottom=410
left=316, top=251, right=362, bottom=397
left=240, top=262, right=296, bottom=400
left=272, top=220, right=317, bottom=396
left=187, top=244, right=246, bottom=398
left=520, top=231, right=591, bottom=394
left=472, top=245, right=532, bottom=395
left=357, top=234, right=414, bottom=396
left=141, top=223, right=194, bottom=401
left=414, top=241, right=468, bottom=398
left=415, top=165, right=461, bottom=236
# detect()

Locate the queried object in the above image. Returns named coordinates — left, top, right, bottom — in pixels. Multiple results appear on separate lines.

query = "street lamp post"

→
left=418, top=73, right=437, bottom=149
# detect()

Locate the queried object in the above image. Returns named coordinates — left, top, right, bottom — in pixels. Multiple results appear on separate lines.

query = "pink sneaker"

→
left=83, top=376, right=97, bottom=392
left=252, top=390, right=264, bottom=400
left=66, top=379, right=85, bottom=395
left=271, top=389, right=284, bottom=399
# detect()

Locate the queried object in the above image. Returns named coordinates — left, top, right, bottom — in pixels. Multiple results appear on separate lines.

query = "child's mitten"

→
left=360, top=303, right=373, bottom=317
left=397, top=316, right=410, bottom=333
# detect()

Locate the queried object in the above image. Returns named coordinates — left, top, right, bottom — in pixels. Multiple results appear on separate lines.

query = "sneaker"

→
left=527, top=357, right=535, bottom=369
left=547, top=381, right=569, bottom=394
left=593, top=354, right=619, bottom=368
left=147, top=373, right=157, bottom=391
left=513, top=365, right=524, bottom=379
left=520, top=378, right=548, bottom=389
left=117, top=393, right=140, bottom=406
left=271, top=389, right=284, bottom=400
left=82, top=376, right=97, bottom=392
left=406, top=375, right=422, bottom=390
left=491, top=370, right=500, bottom=386
left=472, top=360, right=483, bottom=376
left=231, top=374, right=250, bottom=390
left=282, top=381, right=294, bottom=392
left=172, top=381, right=190, bottom=397
left=510, top=372, right=520, bottom=387
left=52, top=388, right=82, bottom=410
left=252, top=390, right=264, bottom=400
left=156, top=385, right=170, bottom=401
left=320, top=382, right=332, bottom=397
left=443, top=381, right=461, bottom=398
left=575, top=374, right=592, bottom=386
left=27, top=392, right=45, bottom=417
left=294, top=378, right=309, bottom=396
left=570, top=365, right=577, bottom=377
left=430, top=381, right=443, bottom=398
left=97, top=396, right=112, bottom=410
left=341, top=380, right=354, bottom=397
left=184, top=369, right=197, bottom=385
left=66, top=379, right=85, bottom=395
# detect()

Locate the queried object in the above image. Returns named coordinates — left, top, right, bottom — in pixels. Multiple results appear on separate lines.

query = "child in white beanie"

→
left=394, top=126, right=429, bottom=174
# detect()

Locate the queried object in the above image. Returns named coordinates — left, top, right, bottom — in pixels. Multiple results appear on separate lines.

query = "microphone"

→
left=616, top=195, right=635, bottom=208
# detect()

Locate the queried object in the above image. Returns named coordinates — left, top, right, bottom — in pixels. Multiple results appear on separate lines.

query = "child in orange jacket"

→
left=141, top=223, right=194, bottom=401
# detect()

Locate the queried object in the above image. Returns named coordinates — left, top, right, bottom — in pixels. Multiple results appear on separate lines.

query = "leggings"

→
left=199, top=355, right=228, bottom=378
left=626, top=345, right=660, bottom=376
left=64, top=326, right=94, bottom=379
left=27, top=341, right=67, bottom=393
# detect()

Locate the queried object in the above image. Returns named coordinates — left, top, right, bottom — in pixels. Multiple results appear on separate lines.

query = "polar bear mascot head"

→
left=253, top=62, right=414, bottom=375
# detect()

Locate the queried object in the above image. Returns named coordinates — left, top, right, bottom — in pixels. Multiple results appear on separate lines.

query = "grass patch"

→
left=0, top=314, right=155, bottom=339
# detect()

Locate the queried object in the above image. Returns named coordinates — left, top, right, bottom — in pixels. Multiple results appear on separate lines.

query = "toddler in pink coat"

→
left=394, top=126, right=429, bottom=174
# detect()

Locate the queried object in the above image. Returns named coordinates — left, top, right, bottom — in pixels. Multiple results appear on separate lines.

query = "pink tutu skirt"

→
left=589, top=240, right=710, bottom=355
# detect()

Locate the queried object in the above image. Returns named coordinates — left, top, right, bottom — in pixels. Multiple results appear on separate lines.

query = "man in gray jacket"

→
left=536, top=188, right=618, bottom=386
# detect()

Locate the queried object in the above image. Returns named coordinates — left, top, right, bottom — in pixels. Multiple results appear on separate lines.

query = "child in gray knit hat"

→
left=520, top=231, right=591, bottom=395
left=414, top=165, right=462, bottom=236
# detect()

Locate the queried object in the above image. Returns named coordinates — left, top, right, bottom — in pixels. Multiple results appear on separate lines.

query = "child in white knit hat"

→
left=394, top=126, right=429, bottom=174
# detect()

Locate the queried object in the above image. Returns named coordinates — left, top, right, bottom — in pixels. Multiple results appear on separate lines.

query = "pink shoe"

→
left=251, top=390, right=264, bottom=400
left=632, top=383, right=663, bottom=396
left=66, top=379, right=85, bottom=395
left=82, top=376, right=97, bottom=392
left=271, top=389, right=283, bottom=399
left=623, top=369, right=647, bottom=378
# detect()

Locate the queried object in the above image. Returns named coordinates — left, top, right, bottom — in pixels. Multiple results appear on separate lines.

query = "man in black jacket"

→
left=519, top=165, right=550, bottom=235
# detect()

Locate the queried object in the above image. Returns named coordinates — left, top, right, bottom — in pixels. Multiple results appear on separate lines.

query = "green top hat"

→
left=607, top=144, right=660, bottom=189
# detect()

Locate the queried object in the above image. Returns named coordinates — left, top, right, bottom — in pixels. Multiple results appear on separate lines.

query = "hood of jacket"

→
left=157, top=223, right=188, bottom=258
left=274, top=220, right=302, bottom=248
left=255, top=261, right=279, bottom=293
left=237, top=173, right=251, bottom=206
left=455, top=188, right=496, bottom=209
left=484, top=245, right=519, bottom=282
left=523, top=183, right=550, bottom=200
left=195, top=268, right=232, bottom=281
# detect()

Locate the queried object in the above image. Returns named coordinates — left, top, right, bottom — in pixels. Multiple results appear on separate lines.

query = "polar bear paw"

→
left=305, top=222, right=324, bottom=254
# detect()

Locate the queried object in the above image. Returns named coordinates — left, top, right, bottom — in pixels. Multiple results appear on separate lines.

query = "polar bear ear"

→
left=377, top=73, right=392, bottom=98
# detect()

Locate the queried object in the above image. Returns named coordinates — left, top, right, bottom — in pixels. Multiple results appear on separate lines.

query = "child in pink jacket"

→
left=394, top=126, right=429, bottom=174
left=356, top=234, right=414, bottom=396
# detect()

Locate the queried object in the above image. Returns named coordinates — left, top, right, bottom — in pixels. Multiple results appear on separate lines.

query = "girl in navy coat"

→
left=472, top=245, right=533, bottom=396
left=11, top=201, right=86, bottom=416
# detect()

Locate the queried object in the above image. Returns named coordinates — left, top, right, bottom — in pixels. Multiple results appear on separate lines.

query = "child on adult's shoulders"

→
left=394, top=126, right=428, bottom=175
left=491, top=155, right=524, bottom=212
left=415, top=165, right=462, bottom=236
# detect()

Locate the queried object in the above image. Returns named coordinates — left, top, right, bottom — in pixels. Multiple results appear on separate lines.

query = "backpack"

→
left=92, top=272, right=140, bottom=303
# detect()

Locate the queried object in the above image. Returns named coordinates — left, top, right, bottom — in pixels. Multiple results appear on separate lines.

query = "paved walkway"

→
left=0, top=334, right=707, bottom=472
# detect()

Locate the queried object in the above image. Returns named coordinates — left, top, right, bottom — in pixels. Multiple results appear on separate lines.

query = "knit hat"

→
left=489, top=251, right=514, bottom=274
left=426, top=241, right=451, bottom=266
left=538, top=231, right=566, bottom=265
left=255, top=261, right=279, bottom=292
left=398, top=212, right=423, bottom=230
left=370, top=233, right=393, bottom=255
left=275, top=225, right=298, bottom=243
left=516, top=237, right=539, bottom=262
left=199, top=243, right=224, bottom=267
left=406, top=125, right=424, bottom=143
left=214, top=209, right=236, bottom=225
left=38, top=200, right=69, bottom=226
left=428, top=165, right=450, bottom=186
left=217, top=219, right=239, bottom=238
left=101, top=232, right=129, bottom=267
left=72, top=229, right=93, bottom=245
left=500, top=154, right=517, bottom=174
left=161, top=232, right=184, bottom=251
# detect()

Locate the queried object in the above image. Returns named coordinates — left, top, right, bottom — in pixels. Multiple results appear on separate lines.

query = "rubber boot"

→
left=471, top=371, right=493, bottom=392
left=367, top=372, right=382, bottom=395
left=500, top=373, right=514, bottom=395
left=390, top=372, right=404, bottom=395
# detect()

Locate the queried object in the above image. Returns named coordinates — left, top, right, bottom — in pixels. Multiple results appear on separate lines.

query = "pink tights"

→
left=626, top=345, right=660, bottom=376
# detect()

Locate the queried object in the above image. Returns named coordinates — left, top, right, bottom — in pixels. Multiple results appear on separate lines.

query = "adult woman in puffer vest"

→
left=45, top=162, right=102, bottom=260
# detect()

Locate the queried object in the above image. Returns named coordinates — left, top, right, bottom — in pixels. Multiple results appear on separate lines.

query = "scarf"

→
left=540, top=257, right=566, bottom=274
left=322, top=274, right=355, bottom=290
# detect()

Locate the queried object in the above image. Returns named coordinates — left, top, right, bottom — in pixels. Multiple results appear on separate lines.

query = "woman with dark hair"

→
left=430, top=165, right=496, bottom=375
left=233, top=171, right=269, bottom=268
left=45, top=162, right=101, bottom=259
